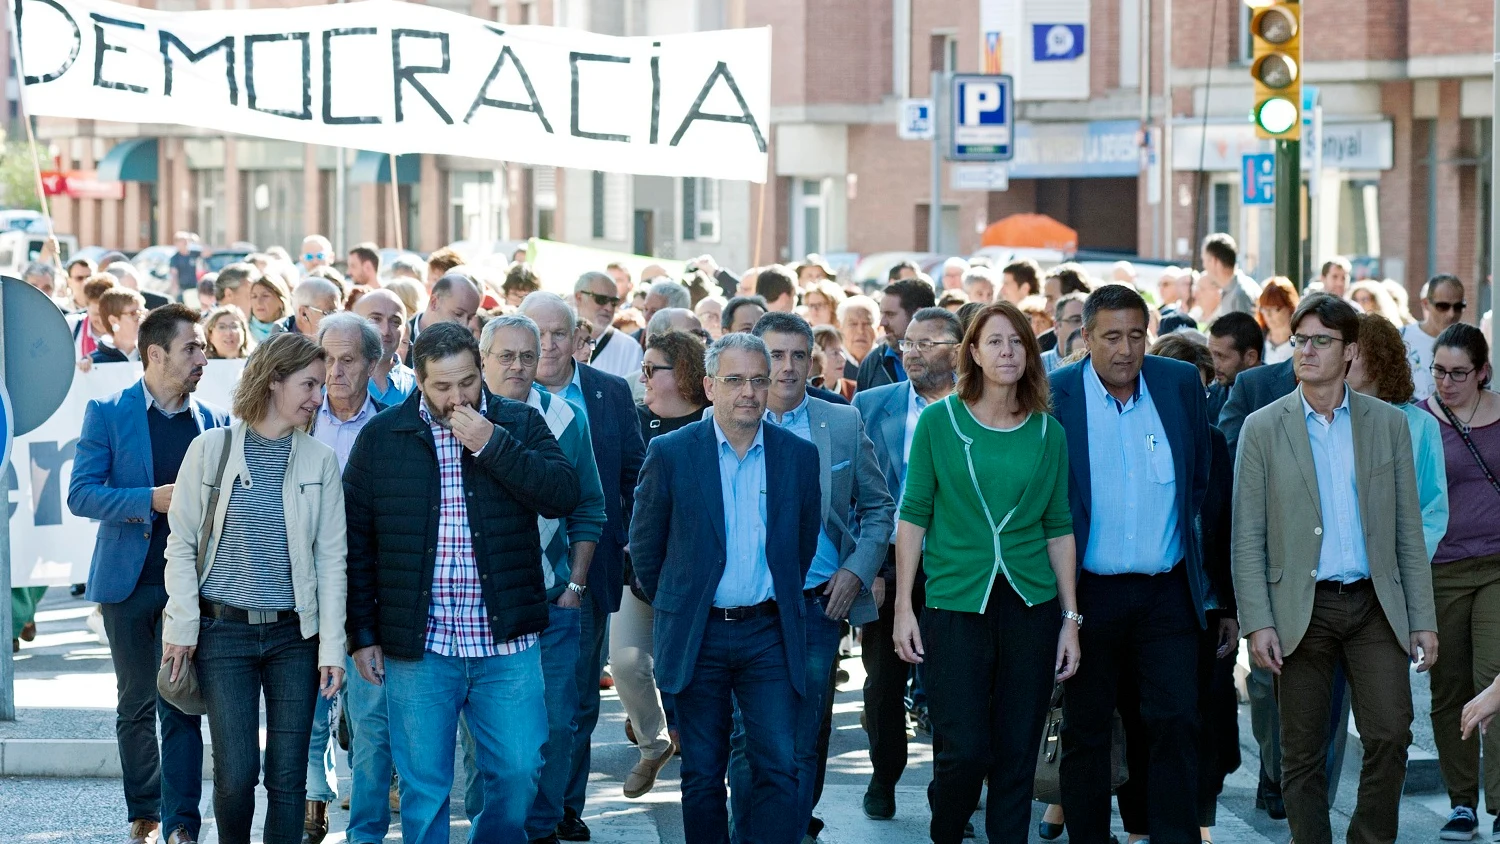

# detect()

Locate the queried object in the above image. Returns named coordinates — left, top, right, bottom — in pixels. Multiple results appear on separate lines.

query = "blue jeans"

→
left=305, top=694, right=339, bottom=803
left=385, top=645, right=546, bottom=844
left=344, top=652, right=394, bottom=843
left=675, top=613, right=801, bottom=844
left=196, top=615, right=319, bottom=844
left=527, top=604, right=583, bottom=838
left=728, top=594, right=842, bottom=836
left=564, top=589, right=609, bottom=813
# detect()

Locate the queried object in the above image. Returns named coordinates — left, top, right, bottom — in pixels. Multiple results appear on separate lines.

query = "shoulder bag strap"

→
left=1432, top=396, right=1500, bottom=498
left=196, top=428, right=234, bottom=578
left=589, top=327, right=613, bottom=361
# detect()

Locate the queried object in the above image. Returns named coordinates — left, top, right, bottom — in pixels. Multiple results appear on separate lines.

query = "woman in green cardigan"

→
left=892, top=300, right=1080, bottom=844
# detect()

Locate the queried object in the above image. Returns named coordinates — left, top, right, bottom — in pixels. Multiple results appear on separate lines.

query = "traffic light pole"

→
left=1274, top=138, right=1301, bottom=284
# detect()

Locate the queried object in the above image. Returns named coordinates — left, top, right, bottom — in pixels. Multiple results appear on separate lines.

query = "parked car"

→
left=0, top=230, right=78, bottom=280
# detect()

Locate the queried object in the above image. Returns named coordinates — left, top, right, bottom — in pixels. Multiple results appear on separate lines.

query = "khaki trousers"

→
left=1430, top=554, right=1500, bottom=812
left=608, top=587, right=673, bottom=759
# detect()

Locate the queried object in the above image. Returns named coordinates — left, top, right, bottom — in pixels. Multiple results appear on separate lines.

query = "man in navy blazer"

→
left=1218, top=356, right=1297, bottom=454
left=1049, top=285, right=1212, bottom=844
left=68, top=304, right=228, bottom=844
left=518, top=291, right=646, bottom=839
left=631, top=333, right=822, bottom=844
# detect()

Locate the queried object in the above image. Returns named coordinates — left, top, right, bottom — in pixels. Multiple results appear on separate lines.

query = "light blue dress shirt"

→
left=712, top=420, right=775, bottom=608
left=766, top=395, right=842, bottom=590
left=543, top=362, right=589, bottom=422
left=1303, top=387, right=1371, bottom=582
left=1081, top=363, right=1182, bottom=575
left=313, top=394, right=377, bottom=470
left=368, top=361, right=416, bottom=406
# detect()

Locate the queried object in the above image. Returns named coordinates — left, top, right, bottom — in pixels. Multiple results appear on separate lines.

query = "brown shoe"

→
left=19, top=622, right=35, bottom=641
left=389, top=778, right=401, bottom=813
left=302, top=801, right=329, bottom=844
left=622, top=745, right=676, bottom=799
left=127, top=819, right=159, bottom=844
left=164, top=826, right=196, bottom=844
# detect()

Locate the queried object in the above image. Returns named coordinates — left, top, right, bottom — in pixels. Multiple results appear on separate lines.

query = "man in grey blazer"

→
left=849, top=306, right=961, bottom=819
left=721, top=313, right=894, bottom=837
left=1232, top=294, right=1437, bottom=844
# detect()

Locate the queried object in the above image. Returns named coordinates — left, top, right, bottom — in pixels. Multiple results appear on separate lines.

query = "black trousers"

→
left=1061, top=565, right=1201, bottom=844
left=1117, top=615, right=1242, bottom=832
left=923, top=585, right=1060, bottom=844
left=859, top=550, right=924, bottom=792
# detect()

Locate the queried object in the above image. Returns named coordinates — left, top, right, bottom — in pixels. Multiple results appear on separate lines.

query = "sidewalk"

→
left=1, top=588, right=1468, bottom=842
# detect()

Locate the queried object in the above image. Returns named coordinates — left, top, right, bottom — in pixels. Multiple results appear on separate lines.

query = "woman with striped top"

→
left=161, top=333, right=347, bottom=844
left=891, top=301, right=1079, bottom=844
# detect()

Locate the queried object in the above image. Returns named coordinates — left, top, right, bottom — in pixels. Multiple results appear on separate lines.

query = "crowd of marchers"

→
left=18, top=230, right=1500, bottom=844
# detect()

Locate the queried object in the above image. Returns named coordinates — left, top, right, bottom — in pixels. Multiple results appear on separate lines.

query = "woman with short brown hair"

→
left=891, top=301, right=1079, bottom=843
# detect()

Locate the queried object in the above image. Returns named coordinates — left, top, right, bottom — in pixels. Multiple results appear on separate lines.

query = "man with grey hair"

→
left=477, top=312, right=609, bottom=836
left=23, top=260, right=59, bottom=300
left=388, top=254, right=426, bottom=283
left=303, top=310, right=386, bottom=842
left=643, top=279, right=691, bottom=327
left=646, top=307, right=709, bottom=342
left=289, top=277, right=342, bottom=336
left=961, top=267, right=996, bottom=305
left=573, top=270, right=641, bottom=382
left=631, top=331, right=822, bottom=844
left=734, top=311, right=893, bottom=838
left=107, top=261, right=171, bottom=309
left=518, top=290, right=645, bottom=842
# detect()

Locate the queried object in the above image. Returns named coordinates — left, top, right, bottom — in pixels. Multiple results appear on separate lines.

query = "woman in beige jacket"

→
left=160, top=333, right=347, bottom=844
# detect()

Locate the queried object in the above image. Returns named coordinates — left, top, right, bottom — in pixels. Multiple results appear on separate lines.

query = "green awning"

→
left=96, top=138, right=159, bottom=183
left=350, top=151, right=420, bottom=185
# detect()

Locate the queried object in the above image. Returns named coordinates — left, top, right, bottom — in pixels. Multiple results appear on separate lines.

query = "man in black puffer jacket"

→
left=343, top=322, right=579, bottom=844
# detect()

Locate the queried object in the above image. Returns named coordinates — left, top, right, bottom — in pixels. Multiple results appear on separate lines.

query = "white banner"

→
left=13, top=0, right=770, bottom=181
left=9, top=361, right=244, bottom=588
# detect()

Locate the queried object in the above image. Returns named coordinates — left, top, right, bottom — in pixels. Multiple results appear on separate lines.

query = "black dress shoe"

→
left=1256, top=774, right=1287, bottom=821
left=862, top=786, right=895, bottom=820
left=556, top=808, right=590, bottom=842
left=1038, top=820, right=1065, bottom=840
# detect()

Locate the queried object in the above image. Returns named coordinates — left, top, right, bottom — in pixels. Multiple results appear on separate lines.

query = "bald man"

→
left=353, top=288, right=416, bottom=403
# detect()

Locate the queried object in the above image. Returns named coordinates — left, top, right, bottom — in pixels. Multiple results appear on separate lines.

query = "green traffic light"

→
left=1256, top=98, right=1298, bottom=135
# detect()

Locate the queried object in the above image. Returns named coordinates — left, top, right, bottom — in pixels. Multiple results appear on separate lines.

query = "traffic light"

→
left=1248, top=0, right=1301, bottom=140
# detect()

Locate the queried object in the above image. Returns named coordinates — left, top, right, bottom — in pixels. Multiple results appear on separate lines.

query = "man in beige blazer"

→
left=1232, top=293, right=1437, bottom=844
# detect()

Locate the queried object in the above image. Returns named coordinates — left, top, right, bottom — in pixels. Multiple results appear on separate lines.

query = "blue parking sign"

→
left=1242, top=153, right=1275, bottom=206
left=949, top=74, right=1014, bottom=161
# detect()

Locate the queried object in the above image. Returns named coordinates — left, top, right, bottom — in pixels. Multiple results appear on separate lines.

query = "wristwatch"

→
left=1061, top=610, right=1084, bottom=628
left=566, top=582, right=588, bottom=596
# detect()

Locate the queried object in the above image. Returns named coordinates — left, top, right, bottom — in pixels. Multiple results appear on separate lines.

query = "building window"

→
left=590, top=171, right=627, bottom=242
left=681, top=177, right=720, bottom=243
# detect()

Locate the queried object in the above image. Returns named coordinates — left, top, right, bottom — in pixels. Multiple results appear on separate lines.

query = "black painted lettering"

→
left=391, top=29, right=453, bottom=124
left=245, top=32, right=313, bottom=120
left=569, top=51, right=629, bottom=143
left=649, top=42, right=661, bottom=144
left=322, top=27, right=380, bottom=124
left=669, top=61, right=766, bottom=152
left=159, top=31, right=237, bottom=105
left=16, top=0, right=81, bottom=84
left=91, top=13, right=146, bottom=94
left=463, top=26, right=551, bottom=132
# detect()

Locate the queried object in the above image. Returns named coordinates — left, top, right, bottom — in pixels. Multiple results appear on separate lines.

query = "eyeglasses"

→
left=1432, top=365, right=1476, bottom=383
left=585, top=292, right=621, bottom=307
left=714, top=375, right=771, bottom=391
left=302, top=252, right=328, bottom=262
left=690, top=329, right=713, bottom=343
left=641, top=362, right=675, bottom=378
left=1430, top=301, right=1467, bottom=313
left=1059, top=314, right=1084, bottom=326
left=487, top=351, right=539, bottom=367
left=1290, top=333, right=1343, bottom=350
left=898, top=339, right=960, bottom=353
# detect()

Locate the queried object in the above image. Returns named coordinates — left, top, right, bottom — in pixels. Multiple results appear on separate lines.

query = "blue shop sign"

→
left=1009, top=120, right=1141, bottom=179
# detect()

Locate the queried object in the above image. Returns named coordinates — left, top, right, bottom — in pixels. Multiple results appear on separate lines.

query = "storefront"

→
left=994, top=119, right=1142, bottom=252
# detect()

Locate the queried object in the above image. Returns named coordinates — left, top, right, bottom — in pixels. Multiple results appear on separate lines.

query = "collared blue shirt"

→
left=313, top=394, right=378, bottom=470
left=1081, top=362, right=1182, bottom=575
left=885, top=343, right=908, bottom=382
left=765, top=394, right=842, bottom=589
left=712, top=420, right=774, bottom=608
left=1301, top=386, right=1370, bottom=582
left=368, top=360, right=416, bottom=406
left=541, top=362, right=589, bottom=422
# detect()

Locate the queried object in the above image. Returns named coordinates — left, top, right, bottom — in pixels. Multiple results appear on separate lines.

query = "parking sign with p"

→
left=949, top=74, right=1014, bottom=161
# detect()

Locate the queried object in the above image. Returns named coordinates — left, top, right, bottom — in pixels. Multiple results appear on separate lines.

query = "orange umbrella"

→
left=980, top=213, right=1078, bottom=251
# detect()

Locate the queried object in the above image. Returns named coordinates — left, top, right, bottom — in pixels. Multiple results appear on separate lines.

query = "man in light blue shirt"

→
left=713, top=422, right=774, bottom=608
left=725, top=313, right=894, bottom=838
left=354, top=289, right=417, bottom=405
left=1301, top=389, right=1371, bottom=582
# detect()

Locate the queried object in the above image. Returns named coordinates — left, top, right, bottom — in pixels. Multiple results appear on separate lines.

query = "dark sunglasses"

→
left=586, top=292, right=621, bottom=307
left=641, top=363, right=675, bottom=378
left=1430, top=301, right=1467, bottom=313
